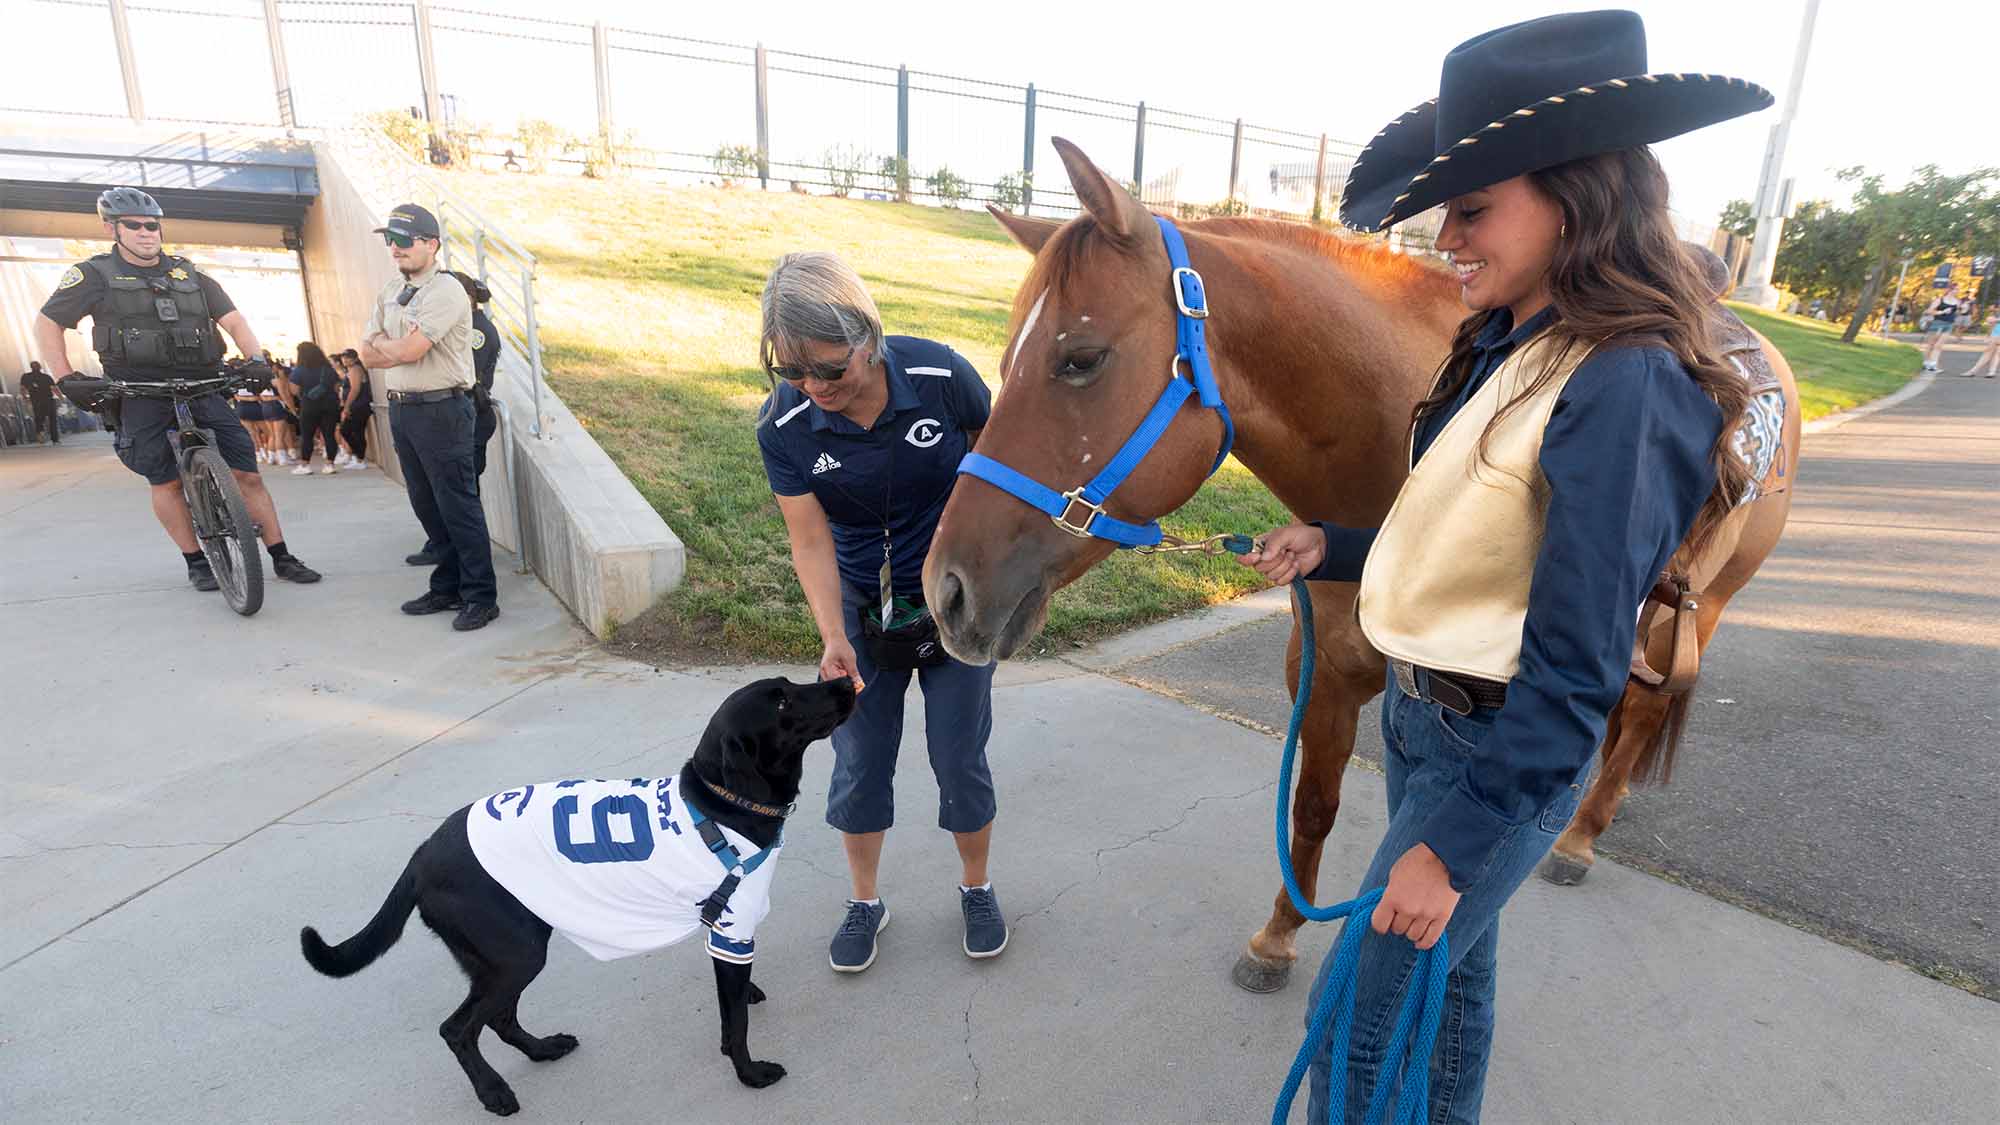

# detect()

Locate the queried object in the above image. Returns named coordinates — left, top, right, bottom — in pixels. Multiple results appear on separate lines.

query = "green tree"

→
left=1837, top=164, right=1998, bottom=343
left=1770, top=199, right=1870, bottom=313
left=1717, top=198, right=1756, bottom=239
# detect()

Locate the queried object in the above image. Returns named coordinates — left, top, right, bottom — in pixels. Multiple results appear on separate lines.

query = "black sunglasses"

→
left=771, top=349, right=856, bottom=383
left=118, top=219, right=161, bottom=232
left=383, top=231, right=421, bottom=249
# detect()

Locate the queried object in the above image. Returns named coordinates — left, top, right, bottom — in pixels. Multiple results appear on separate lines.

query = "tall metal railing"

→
left=9, top=0, right=1440, bottom=249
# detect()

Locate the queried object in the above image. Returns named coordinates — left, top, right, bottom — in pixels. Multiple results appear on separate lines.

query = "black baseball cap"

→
left=373, top=203, right=440, bottom=240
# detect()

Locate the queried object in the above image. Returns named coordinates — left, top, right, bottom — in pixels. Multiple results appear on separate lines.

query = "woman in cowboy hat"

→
left=1239, top=10, right=1772, bottom=1121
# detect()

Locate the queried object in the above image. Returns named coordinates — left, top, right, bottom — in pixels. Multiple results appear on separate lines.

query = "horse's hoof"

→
left=1539, top=852, right=1592, bottom=886
left=1232, top=953, right=1293, bottom=994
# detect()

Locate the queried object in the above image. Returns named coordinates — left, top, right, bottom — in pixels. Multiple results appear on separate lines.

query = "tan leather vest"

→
left=1356, top=331, right=1596, bottom=681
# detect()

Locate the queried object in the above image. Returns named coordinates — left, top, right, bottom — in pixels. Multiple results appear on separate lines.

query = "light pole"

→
left=1736, top=0, right=1822, bottom=309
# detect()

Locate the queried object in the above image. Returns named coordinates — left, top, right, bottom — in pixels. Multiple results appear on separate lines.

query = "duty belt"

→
left=1389, top=659, right=1508, bottom=716
left=386, top=387, right=465, bottom=404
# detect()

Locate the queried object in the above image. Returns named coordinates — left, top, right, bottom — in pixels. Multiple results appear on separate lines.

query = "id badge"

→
left=878, top=531, right=893, bottom=626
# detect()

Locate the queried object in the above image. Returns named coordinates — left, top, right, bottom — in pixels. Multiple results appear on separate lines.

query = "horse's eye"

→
left=1055, top=349, right=1107, bottom=383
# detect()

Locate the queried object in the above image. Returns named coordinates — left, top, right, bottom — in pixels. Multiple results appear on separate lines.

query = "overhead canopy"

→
left=0, top=132, right=318, bottom=229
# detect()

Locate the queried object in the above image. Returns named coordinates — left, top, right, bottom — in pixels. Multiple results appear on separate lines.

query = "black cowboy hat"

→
left=1340, top=9, right=1773, bottom=233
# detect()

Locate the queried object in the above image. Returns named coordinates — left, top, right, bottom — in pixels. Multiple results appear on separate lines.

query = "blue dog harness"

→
left=957, top=216, right=1235, bottom=548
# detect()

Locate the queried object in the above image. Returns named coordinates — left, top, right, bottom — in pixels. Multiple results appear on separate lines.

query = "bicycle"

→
left=63, top=372, right=265, bottom=615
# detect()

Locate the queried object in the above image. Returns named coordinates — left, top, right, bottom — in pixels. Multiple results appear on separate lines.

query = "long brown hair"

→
left=1414, top=147, right=1751, bottom=563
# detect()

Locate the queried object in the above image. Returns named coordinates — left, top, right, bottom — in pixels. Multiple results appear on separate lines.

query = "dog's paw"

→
left=531, top=1033, right=578, bottom=1062
left=747, top=982, right=767, bottom=1004
left=735, top=1060, right=787, bottom=1088
left=477, top=1083, right=521, bottom=1116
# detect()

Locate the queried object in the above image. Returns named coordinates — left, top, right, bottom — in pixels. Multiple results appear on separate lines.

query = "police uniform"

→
left=756, top=337, right=997, bottom=835
left=38, top=250, right=258, bottom=485
left=367, top=206, right=497, bottom=613
left=471, top=305, right=500, bottom=476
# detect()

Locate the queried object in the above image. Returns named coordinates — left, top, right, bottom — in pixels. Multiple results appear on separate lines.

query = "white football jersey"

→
left=465, top=775, right=778, bottom=963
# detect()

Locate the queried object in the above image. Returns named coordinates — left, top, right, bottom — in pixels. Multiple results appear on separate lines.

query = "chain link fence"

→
left=9, top=0, right=1439, bottom=249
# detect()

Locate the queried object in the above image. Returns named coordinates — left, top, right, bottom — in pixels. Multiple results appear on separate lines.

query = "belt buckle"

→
left=1425, top=670, right=1475, bottom=717
left=1391, top=659, right=1421, bottom=701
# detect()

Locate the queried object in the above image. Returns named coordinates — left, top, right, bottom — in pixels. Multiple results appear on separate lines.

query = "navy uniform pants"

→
left=827, top=587, right=997, bottom=835
left=389, top=394, right=496, bottom=607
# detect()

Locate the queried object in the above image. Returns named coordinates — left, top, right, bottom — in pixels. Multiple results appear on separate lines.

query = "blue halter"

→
left=957, top=215, right=1235, bottom=548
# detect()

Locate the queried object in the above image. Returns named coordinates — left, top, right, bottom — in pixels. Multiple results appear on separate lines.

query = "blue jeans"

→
left=1304, top=672, right=1586, bottom=1124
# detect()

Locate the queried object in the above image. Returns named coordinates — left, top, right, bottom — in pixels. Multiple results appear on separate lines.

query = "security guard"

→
left=18, top=361, right=59, bottom=444
left=32, top=187, right=320, bottom=592
left=358, top=203, right=499, bottom=631
left=406, top=270, right=499, bottom=568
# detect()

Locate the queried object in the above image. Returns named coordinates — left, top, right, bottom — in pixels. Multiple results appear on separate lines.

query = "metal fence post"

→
left=895, top=65, right=911, bottom=203
left=412, top=0, right=443, bottom=140
left=474, top=227, right=488, bottom=288
left=753, top=43, right=770, bottom=190
left=107, top=0, right=144, bottom=124
left=1132, top=101, right=1147, bottom=195
left=593, top=22, right=614, bottom=154
left=1021, top=83, right=1036, bottom=215
left=1228, top=117, right=1244, bottom=205
left=1311, top=133, right=1328, bottom=224
left=261, top=0, right=295, bottom=126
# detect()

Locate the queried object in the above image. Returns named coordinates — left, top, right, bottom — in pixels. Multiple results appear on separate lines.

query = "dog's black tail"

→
left=300, top=861, right=419, bottom=978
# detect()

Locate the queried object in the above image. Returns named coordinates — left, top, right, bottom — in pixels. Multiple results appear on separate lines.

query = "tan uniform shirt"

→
left=366, top=261, right=474, bottom=394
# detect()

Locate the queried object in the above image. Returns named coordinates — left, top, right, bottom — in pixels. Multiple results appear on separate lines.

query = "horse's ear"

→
left=1052, top=136, right=1148, bottom=241
left=987, top=205, right=1061, bottom=254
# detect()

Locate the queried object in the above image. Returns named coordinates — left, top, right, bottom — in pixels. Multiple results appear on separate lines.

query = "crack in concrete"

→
left=280, top=812, right=440, bottom=829
left=0, top=838, right=233, bottom=861
left=962, top=976, right=989, bottom=1122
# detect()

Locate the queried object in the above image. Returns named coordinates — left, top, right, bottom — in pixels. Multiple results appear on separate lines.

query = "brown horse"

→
left=924, top=139, right=1799, bottom=991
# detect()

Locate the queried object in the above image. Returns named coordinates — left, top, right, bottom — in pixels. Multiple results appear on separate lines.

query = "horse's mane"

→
left=1009, top=213, right=1455, bottom=336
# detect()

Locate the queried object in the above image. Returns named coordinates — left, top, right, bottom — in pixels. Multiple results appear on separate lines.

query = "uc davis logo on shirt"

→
left=905, top=417, right=944, bottom=448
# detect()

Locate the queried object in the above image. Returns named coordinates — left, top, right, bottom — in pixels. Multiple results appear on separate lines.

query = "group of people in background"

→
left=227, top=345, right=374, bottom=472
left=1922, top=283, right=2000, bottom=377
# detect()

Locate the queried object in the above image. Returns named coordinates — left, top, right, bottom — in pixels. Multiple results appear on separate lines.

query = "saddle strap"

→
left=1632, top=575, right=1701, bottom=695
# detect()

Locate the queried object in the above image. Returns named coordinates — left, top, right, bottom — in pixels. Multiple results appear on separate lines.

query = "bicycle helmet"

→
left=96, top=187, right=164, bottom=223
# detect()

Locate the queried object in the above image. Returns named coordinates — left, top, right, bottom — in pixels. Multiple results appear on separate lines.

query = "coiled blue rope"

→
left=1211, top=536, right=1450, bottom=1124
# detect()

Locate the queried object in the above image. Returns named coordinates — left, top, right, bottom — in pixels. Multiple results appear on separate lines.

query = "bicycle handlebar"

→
left=60, top=372, right=246, bottom=409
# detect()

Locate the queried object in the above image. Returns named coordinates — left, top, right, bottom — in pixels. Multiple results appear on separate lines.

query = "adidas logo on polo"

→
left=811, top=452, right=841, bottom=475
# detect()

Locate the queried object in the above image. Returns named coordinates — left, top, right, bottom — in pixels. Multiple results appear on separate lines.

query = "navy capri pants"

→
left=828, top=586, right=997, bottom=835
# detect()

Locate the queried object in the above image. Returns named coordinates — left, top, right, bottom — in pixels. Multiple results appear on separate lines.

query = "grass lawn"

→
left=1724, top=302, right=1921, bottom=421
left=446, top=173, right=1287, bottom=660
left=436, top=171, right=1921, bottom=660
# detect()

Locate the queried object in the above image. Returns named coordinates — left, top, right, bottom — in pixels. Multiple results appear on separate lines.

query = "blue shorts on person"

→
left=827, top=586, right=997, bottom=835
left=115, top=391, right=259, bottom=485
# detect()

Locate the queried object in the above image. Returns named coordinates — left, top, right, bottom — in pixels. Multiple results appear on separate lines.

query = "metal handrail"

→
left=485, top=395, right=530, bottom=574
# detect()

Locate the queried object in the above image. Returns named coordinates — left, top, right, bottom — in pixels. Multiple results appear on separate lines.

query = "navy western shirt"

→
left=1308, top=307, right=1723, bottom=889
left=758, top=336, right=991, bottom=598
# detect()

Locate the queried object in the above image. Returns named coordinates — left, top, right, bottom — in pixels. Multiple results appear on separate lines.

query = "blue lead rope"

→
left=1219, top=547, right=1448, bottom=1125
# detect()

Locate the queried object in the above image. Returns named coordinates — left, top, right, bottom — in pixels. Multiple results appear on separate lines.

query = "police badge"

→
left=471, top=329, right=486, bottom=350
left=56, top=265, right=83, bottom=290
left=168, top=267, right=190, bottom=281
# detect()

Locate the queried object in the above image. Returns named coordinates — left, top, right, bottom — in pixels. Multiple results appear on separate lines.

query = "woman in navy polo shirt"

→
left=755, top=251, right=1007, bottom=974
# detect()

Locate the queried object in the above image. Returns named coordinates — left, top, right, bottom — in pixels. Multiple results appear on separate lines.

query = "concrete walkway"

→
left=2, top=430, right=1995, bottom=1122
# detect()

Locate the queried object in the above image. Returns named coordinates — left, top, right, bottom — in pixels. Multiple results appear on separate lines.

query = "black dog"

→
left=301, top=675, right=856, bottom=1115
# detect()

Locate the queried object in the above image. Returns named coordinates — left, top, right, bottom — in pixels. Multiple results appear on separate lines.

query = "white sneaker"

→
left=292, top=465, right=313, bottom=476
left=320, top=464, right=336, bottom=475
left=256, top=449, right=268, bottom=464
left=334, top=453, right=352, bottom=467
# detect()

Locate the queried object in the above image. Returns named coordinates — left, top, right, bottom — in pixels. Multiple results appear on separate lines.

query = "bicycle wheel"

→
left=185, top=446, right=264, bottom=616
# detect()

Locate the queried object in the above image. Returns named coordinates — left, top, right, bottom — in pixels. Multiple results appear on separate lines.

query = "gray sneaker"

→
left=960, top=886, right=1008, bottom=959
left=829, top=900, right=889, bottom=973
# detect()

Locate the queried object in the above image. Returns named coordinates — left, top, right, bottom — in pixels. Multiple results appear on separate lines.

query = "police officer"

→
left=18, top=361, right=59, bottom=444
left=358, top=203, right=499, bottom=631
left=407, top=270, right=498, bottom=568
left=32, top=187, right=320, bottom=592
left=755, top=251, right=1007, bottom=973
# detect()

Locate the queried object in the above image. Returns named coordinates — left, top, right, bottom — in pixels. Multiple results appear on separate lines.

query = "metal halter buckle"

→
left=1054, top=488, right=1103, bottom=537
left=1171, top=266, right=1209, bottom=319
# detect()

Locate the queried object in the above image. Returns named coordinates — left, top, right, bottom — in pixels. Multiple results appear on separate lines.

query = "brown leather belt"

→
left=1389, top=658, right=1508, bottom=716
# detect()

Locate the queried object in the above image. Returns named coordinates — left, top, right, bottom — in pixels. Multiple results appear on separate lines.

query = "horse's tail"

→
left=1631, top=683, right=1695, bottom=786
left=300, top=861, right=419, bottom=978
